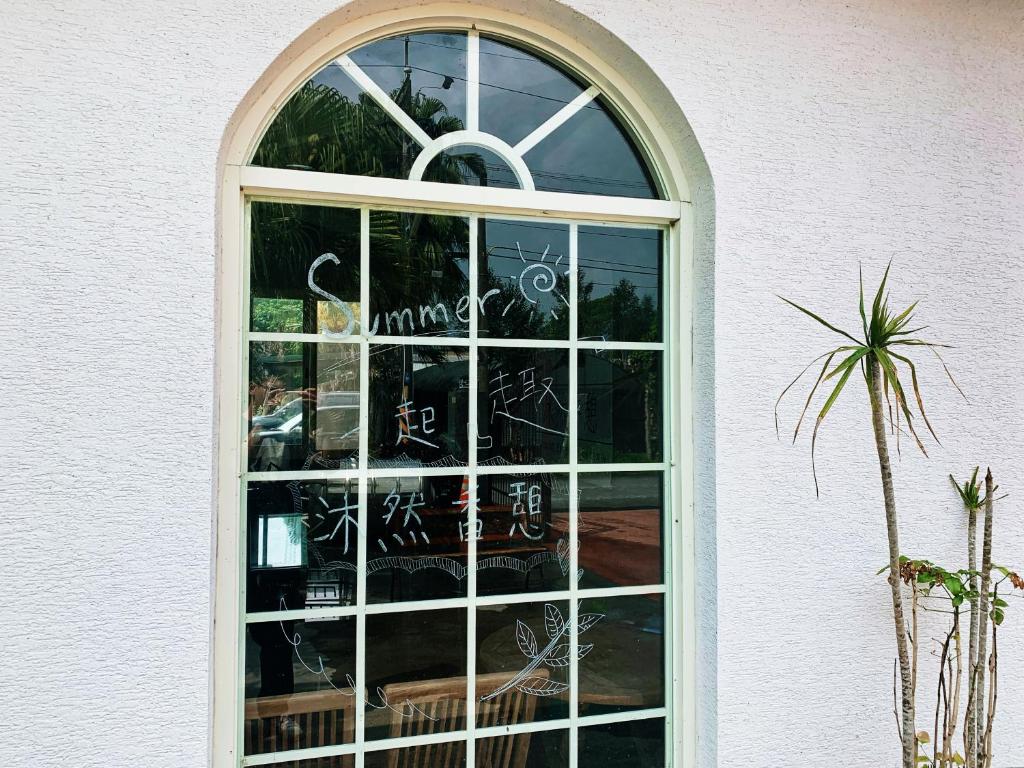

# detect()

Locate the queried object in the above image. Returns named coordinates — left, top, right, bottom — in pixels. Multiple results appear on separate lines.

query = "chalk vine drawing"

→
left=276, top=597, right=437, bottom=722
left=479, top=603, right=604, bottom=701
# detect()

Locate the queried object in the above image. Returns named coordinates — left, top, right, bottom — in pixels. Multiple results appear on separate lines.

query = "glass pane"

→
left=424, top=146, right=521, bottom=188
left=366, top=743, right=466, bottom=768
left=250, top=202, right=360, bottom=335
left=578, top=473, right=663, bottom=589
left=578, top=718, right=665, bottom=767
left=244, top=617, right=357, bottom=755
left=522, top=94, right=658, bottom=199
left=476, top=473, right=570, bottom=596
left=578, top=227, right=662, bottom=342
left=247, top=480, right=358, bottom=614
left=369, top=211, right=469, bottom=339
left=577, top=594, right=664, bottom=717
left=250, top=69, right=408, bottom=178
left=578, top=350, right=662, bottom=463
left=256, top=758, right=354, bottom=768
left=479, top=348, right=570, bottom=465
left=248, top=341, right=360, bottom=472
left=476, top=601, right=571, bottom=726
left=349, top=32, right=467, bottom=134
left=479, top=36, right=587, bottom=148
left=476, top=728, right=569, bottom=768
left=369, top=344, right=469, bottom=467
left=365, top=609, right=468, bottom=741
left=366, top=474, right=469, bottom=603
left=478, top=220, right=570, bottom=341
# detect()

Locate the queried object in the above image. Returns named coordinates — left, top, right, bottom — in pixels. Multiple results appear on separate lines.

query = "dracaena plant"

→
left=776, top=262, right=963, bottom=768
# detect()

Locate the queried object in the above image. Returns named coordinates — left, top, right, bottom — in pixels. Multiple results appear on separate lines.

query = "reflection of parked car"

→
left=251, top=396, right=303, bottom=431
left=317, top=391, right=359, bottom=451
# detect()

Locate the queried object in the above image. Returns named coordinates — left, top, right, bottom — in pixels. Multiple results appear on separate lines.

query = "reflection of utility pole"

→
left=401, top=35, right=412, bottom=179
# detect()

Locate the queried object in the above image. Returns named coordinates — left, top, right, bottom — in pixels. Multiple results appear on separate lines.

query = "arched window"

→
left=215, top=16, right=693, bottom=768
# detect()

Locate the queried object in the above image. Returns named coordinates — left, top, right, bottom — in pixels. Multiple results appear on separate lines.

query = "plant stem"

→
left=867, top=356, right=915, bottom=768
left=966, top=497, right=979, bottom=768
left=974, top=469, right=994, bottom=767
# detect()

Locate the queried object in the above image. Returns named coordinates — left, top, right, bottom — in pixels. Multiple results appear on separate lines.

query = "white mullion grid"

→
left=247, top=331, right=664, bottom=353
left=244, top=461, right=669, bottom=483
left=467, top=31, right=480, bottom=132
left=246, top=583, right=669, bottom=624
left=465, top=214, right=479, bottom=767
left=237, top=198, right=683, bottom=766
left=567, top=222, right=580, bottom=768
left=660, top=220, right=675, bottom=766
left=235, top=200, right=253, bottom=765
left=355, top=207, right=370, bottom=768
left=241, top=706, right=669, bottom=767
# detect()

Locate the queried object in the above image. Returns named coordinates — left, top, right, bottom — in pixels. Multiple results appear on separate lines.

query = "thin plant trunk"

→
left=974, top=470, right=994, bottom=767
left=946, top=609, right=962, bottom=767
left=981, top=605, right=998, bottom=768
left=867, top=356, right=915, bottom=768
left=966, top=500, right=979, bottom=767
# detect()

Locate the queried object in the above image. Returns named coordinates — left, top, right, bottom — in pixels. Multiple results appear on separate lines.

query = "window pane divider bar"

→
left=467, top=30, right=479, bottom=132
left=568, top=222, right=580, bottom=768
left=238, top=166, right=683, bottom=224
left=355, top=207, right=371, bottom=768
left=514, top=85, right=600, bottom=155
left=248, top=331, right=664, bottom=352
left=334, top=55, right=432, bottom=147
left=244, top=583, right=668, bottom=623
left=240, top=707, right=668, bottom=767
left=243, top=461, right=668, bottom=483
left=465, top=214, right=479, bottom=768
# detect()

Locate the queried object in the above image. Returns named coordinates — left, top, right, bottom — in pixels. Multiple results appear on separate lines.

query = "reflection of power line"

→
left=408, top=38, right=536, bottom=63
left=482, top=220, right=661, bottom=242
left=357, top=63, right=602, bottom=111
left=445, top=161, right=652, bottom=192
left=486, top=247, right=659, bottom=277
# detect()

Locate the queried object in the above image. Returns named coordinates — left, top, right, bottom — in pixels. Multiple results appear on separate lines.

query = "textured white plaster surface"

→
left=1, top=1, right=1021, bottom=767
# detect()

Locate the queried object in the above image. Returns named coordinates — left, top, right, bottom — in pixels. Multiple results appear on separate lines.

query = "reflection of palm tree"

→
left=250, top=81, right=485, bottom=323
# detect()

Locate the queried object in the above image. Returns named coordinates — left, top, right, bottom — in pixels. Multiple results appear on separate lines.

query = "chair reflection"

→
left=244, top=689, right=356, bottom=767
left=382, top=669, right=549, bottom=768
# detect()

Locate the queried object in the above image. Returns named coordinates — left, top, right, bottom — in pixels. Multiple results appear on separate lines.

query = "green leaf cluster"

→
left=776, top=262, right=964, bottom=495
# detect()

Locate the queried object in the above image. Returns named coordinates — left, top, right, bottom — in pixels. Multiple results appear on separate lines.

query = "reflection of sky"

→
left=349, top=32, right=467, bottom=128
left=303, top=32, right=658, bottom=199
left=483, top=219, right=570, bottom=327
left=578, top=226, right=661, bottom=302
left=479, top=36, right=587, bottom=146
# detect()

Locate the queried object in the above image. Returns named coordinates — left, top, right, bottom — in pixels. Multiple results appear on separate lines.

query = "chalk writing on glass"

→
left=490, top=367, right=569, bottom=437
left=508, top=482, right=544, bottom=540
left=307, top=253, right=357, bottom=338
left=395, top=400, right=437, bottom=448
left=479, top=604, right=603, bottom=701
left=378, top=487, right=429, bottom=551
left=308, top=242, right=568, bottom=340
left=500, top=242, right=569, bottom=321
left=311, top=493, right=359, bottom=554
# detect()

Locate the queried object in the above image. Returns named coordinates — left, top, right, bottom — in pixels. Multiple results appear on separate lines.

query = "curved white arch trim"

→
left=407, top=129, right=536, bottom=191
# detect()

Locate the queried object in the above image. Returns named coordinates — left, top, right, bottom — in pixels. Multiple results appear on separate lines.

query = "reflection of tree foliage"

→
left=479, top=263, right=570, bottom=340
left=579, top=278, right=658, bottom=342
left=250, top=79, right=486, bottom=319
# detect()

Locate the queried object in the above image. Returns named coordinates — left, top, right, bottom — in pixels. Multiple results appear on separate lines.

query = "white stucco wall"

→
left=1, top=1, right=1021, bottom=767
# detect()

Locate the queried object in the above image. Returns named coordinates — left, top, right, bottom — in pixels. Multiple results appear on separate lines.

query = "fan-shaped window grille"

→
left=251, top=31, right=661, bottom=199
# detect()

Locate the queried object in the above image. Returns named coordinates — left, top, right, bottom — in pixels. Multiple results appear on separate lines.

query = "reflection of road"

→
left=579, top=474, right=661, bottom=587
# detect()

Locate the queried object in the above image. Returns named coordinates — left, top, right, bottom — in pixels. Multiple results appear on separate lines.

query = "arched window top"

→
left=250, top=30, right=662, bottom=199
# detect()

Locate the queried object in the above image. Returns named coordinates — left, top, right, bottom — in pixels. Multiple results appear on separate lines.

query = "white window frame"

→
left=214, top=9, right=697, bottom=768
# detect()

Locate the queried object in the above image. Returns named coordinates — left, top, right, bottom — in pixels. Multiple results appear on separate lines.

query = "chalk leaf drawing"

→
left=480, top=603, right=603, bottom=702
